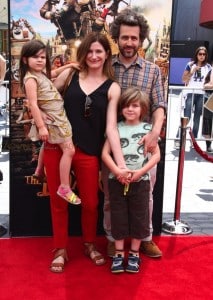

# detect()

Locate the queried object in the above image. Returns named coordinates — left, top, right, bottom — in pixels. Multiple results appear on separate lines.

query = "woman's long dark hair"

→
left=192, top=46, right=208, bottom=66
left=19, top=39, right=51, bottom=89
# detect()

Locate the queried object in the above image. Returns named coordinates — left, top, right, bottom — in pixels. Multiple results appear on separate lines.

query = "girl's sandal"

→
left=57, top=187, right=81, bottom=205
left=50, top=248, right=68, bottom=273
left=84, top=243, right=106, bottom=266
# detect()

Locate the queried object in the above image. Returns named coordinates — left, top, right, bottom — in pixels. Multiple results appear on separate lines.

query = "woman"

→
left=182, top=47, right=211, bottom=138
left=43, top=32, right=123, bottom=272
left=174, top=46, right=211, bottom=149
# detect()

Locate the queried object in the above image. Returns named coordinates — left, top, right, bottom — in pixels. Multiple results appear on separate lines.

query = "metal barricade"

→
left=166, top=86, right=213, bottom=142
left=0, top=80, right=9, bottom=153
left=162, top=85, right=213, bottom=235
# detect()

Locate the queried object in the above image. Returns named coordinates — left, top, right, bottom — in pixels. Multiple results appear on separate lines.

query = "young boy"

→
left=102, top=86, right=160, bottom=273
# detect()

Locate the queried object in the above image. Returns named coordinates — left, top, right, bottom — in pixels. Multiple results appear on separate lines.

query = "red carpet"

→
left=0, top=236, right=213, bottom=300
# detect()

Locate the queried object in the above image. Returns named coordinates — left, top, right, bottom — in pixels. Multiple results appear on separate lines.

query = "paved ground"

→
left=163, top=140, right=213, bottom=213
left=162, top=91, right=213, bottom=235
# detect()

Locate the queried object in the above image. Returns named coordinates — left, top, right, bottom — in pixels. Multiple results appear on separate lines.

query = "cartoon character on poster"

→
left=39, top=1, right=130, bottom=40
left=11, top=18, right=36, bottom=41
left=11, top=0, right=172, bottom=59
left=10, top=0, right=172, bottom=195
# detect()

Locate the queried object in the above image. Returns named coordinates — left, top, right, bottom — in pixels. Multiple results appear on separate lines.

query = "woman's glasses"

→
left=198, top=52, right=206, bottom=56
left=84, top=96, right=92, bottom=117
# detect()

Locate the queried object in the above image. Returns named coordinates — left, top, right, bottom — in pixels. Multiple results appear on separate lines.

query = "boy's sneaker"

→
left=140, top=241, right=162, bottom=258
left=126, top=254, right=140, bottom=273
left=111, top=254, right=124, bottom=273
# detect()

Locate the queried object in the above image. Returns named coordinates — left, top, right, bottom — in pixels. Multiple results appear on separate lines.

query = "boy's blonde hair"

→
left=119, top=86, right=150, bottom=120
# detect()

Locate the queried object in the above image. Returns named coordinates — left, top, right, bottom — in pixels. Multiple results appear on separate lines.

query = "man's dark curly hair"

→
left=110, top=8, right=150, bottom=43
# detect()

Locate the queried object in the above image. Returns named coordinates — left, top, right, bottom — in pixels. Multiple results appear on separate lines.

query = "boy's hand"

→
left=116, top=169, right=132, bottom=185
left=130, top=170, right=143, bottom=182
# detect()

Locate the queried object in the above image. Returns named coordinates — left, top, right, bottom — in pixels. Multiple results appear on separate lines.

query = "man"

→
left=104, top=9, right=166, bottom=258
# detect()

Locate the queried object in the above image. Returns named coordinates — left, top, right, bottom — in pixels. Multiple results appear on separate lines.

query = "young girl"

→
left=19, top=39, right=81, bottom=205
left=102, top=86, right=160, bottom=274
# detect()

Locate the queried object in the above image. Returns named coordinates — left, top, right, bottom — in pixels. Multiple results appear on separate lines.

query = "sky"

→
left=10, top=0, right=57, bottom=39
left=10, top=0, right=173, bottom=40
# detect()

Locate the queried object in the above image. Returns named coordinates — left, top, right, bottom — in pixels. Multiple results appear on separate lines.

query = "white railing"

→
left=166, top=85, right=213, bottom=141
left=0, top=80, right=9, bottom=139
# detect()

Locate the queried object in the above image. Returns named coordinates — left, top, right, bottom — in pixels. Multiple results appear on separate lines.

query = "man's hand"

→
left=139, top=131, right=159, bottom=155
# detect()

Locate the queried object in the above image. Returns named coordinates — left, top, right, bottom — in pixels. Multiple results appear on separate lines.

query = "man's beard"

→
left=118, top=46, right=138, bottom=59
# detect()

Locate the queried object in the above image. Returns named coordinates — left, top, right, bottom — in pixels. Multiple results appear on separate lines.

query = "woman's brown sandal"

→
left=50, top=248, right=68, bottom=273
left=84, top=243, right=106, bottom=266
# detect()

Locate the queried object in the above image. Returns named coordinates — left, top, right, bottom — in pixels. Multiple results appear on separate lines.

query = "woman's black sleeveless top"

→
left=64, top=72, right=113, bottom=156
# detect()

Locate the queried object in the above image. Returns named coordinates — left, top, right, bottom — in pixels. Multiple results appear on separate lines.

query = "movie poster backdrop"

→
left=10, top=0, right=172, bottom=236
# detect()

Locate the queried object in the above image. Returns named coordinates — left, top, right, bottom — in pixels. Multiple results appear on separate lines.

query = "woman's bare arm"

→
left=106, top=82, right=126, bottom=169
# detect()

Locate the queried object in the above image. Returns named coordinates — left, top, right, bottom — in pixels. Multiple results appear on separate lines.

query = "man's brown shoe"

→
left=140, top=241, right=162, bottom=258
left=107, top=241, right=115, bottom=258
